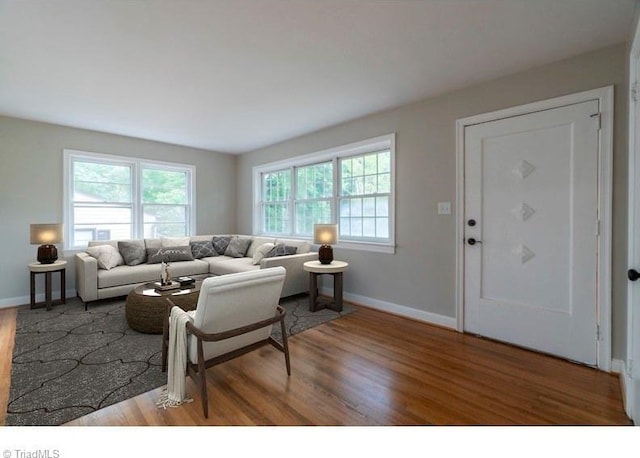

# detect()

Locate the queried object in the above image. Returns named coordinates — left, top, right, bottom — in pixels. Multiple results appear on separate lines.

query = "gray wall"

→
left=237, top=43, right=629, bottom=359
left=0, top=116, right=237, bottom=305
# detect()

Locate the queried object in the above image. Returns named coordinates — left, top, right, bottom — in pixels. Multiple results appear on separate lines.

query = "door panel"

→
left=464, top=100, right=599, bottom=365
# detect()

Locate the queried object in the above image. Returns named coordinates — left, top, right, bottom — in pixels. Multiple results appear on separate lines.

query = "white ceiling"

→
left=0, top=0, right=636, bottom=154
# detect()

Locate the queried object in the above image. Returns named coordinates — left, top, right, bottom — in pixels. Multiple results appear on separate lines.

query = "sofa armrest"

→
left=260, top=252, right=319, bottom=297
left=75, top=252, right=98, bottom=302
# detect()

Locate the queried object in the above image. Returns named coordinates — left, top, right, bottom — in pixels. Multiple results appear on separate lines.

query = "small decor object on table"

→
left=161, top=261, right=171, bottom=285
left=155, top=261, right=180, bottom=291
left=314, top=223, right=338, bottom=264
left=30, top=223, right=63, bottom=264
left=178, top=276, right=195, bottom=287
left=155, top=281, right=181, bottom=292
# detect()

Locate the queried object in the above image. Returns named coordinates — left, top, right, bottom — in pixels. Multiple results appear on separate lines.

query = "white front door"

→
left=626, top=36, right=640, bottom=423
left=464, top=99, right=600, bottom=365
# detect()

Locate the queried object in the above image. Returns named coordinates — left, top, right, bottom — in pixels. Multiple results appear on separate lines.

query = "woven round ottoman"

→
left=125, top=281, right=203, bottom=334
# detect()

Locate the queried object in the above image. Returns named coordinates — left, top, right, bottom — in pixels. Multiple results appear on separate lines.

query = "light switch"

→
left=437, top=202, right=451, bottom=215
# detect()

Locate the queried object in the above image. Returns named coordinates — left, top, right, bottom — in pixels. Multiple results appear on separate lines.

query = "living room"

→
left=1, top=0, right=639, bottom=454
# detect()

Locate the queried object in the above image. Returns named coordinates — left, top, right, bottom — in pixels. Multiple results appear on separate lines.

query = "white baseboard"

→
left=611, top=359, right=638, bottom=425
left=612, top=358, right=625, bottom=374
left=321, top=287, right=457, bottom=330
left=0, top=288, right=76, bottom=309
left=612, top=359, right=628, bottom=414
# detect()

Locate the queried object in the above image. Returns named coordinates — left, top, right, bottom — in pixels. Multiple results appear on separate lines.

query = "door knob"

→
left=467, top=238, right=482, bottom=246
left=629, top=269, right=640, bottom=281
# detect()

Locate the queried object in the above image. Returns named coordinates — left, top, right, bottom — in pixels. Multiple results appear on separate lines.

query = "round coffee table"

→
left=125, top=280, right=206, bottom=334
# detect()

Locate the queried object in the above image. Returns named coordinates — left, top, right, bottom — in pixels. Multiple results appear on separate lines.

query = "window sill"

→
left=256, top=233, right=395, bottom=254
left=334, top=240, right=395, bottom=254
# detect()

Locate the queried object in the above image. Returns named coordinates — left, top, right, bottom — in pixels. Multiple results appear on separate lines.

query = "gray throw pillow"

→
left=212, top=236, right=231, bottom=255
left=190, top=240, right=217, bottom=259
left=264, top=244, right=298, bottom=258
left=118, top=240, right=147, bottom=266
left=146, top=246, right=194, bottom=264
left=224, top=236, right=252, bottom=258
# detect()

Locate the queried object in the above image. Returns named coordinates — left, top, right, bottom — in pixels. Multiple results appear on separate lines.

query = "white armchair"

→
left=162, top=266, right=289, bottom=418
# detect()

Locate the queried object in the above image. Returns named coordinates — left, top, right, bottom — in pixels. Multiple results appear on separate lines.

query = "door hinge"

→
left=632, top=81, right=639, bottom=103
left=595, top=219, right=601, bottom=236
left=596, top=324, right=601, bottom=341
left=590, top=112, right=601, bottom=129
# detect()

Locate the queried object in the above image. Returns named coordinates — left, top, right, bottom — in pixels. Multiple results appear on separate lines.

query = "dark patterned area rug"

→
left=7, top=295, right=353, bottom=426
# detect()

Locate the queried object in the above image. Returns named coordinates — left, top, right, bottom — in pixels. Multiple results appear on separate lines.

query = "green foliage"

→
left=73, top=162, right=188, bottom=205
left=74, top=162, right=132, bottom=203
left=142, top=169, right=187, bottom=204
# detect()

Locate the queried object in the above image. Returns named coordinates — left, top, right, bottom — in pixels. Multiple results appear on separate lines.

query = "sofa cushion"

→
left=212, top=236, right=231, bottom=255
left=265, top=243, right=298, bottom=258
left=208, top=257, right=260, bottom=276
left=190, top=240, right=217, bottom=259
left=88, top=240, right=119, bottom=249
left=147, top=246, right=194, bottom=264
left=118, top=240, right=147, bottom=266
left=97, top=260, right=209, bottom=289
left=86, top=245, right=124, bottom=270
left=190, top=235, right=216, bottom=243
left=275, top=238, right=311, bottom=254
left=166, top=260, right=210, bottom=278
left=252, top=242, right=275, bottom=265
left=224, top=236, right=252, bottom=258
left=246, top=236, right=276, bottom=257
left=161, top=236, right=190, bottom=247
left=144, top=238, right=162, bottom=250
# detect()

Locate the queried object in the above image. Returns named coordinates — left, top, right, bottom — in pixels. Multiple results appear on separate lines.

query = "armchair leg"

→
left=161, top=332, right=168, bottom=373
left=161, top=301, right=171, bottom=372
left=280, top=319, right=291, bottom=376
left=197, top=339, right=209, bottom=418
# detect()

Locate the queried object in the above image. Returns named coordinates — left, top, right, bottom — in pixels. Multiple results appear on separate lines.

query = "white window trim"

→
left=252, top=134, right=396, bottom=254
left=63, top=149, right=196, bottom=251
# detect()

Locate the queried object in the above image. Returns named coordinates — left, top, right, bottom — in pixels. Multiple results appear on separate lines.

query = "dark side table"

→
left=303, top=260, right=349, bottom=312
left=29, top=260, right=67, bottom=311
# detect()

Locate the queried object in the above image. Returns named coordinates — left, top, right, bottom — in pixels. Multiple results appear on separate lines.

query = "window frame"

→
left=63, top=149, right=196, bottom=250
left=252, top=134, right=396, bottom=253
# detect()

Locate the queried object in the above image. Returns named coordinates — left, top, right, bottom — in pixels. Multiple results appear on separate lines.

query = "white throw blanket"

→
left=156, top=306, right=196, bottom=409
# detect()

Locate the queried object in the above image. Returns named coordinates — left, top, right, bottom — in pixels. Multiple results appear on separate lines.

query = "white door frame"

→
left=455, top=86, right=614, bottom=372
left=625, top=10, right=640, bottom=423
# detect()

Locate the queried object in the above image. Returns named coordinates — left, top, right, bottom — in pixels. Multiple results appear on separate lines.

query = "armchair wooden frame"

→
left=161, top=299, right=291, bottom=418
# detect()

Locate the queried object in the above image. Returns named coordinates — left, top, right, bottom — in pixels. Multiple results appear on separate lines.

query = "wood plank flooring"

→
left=0, top=307, right=16, bottom=426
left=0, top=302, right=632, bottom=426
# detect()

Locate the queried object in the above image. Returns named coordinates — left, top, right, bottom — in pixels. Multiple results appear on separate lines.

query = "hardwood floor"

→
left=0, top=307, right=17, bottom=426
left=1, top=302, right=632, bottom=426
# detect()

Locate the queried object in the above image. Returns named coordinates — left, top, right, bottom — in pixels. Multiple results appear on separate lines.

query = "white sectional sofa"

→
left=75, top=234, right=318, bottom=307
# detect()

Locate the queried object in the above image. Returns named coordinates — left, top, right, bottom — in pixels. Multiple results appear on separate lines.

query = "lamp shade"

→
left=30, top=224, right=63, bottom=245
left=314, top=224, right=338, bottom=245
left=30, top=224, right=63, bottom=264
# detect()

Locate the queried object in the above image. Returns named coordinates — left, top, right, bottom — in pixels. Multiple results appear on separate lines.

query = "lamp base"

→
left=37, top=244, right=58, bottom=264
left=318, top=245, right=333, bottom=264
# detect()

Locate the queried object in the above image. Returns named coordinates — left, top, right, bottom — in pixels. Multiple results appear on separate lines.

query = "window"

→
left=262, top=169, right=291, bottom=234
left=64, top=150, right=195, bottom=249
left=295, top=161, right=333, bottom=236
left=253, top=134, right=395, bottom=252
left=339, top=150, right=391, bottom=240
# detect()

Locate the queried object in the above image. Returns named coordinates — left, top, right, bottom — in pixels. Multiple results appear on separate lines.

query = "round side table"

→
left=28, top=260, right=67, bottom=311
left=303, top=260, right=349, bottom=312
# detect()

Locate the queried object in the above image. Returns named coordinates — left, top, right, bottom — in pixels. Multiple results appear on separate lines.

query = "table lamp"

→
left=314, top=223, right=338, bottom=264
left=30, top=223, right=63, bottom=264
